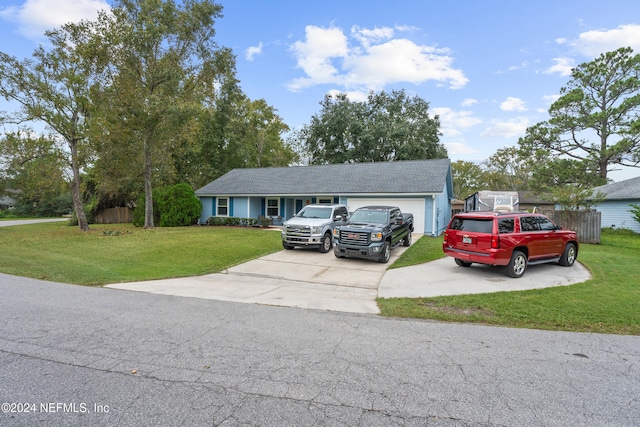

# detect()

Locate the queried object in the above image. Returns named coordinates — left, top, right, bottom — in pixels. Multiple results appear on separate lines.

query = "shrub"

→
left=206, top=216, right=260, bottom=227
left=207, top=216, right=226, bottom=226
left=630, top=204, right=640, bottom=225
left=134, top=184, right=202, bottom=227
left=258, top=215, right=272, bottom=228
left=158, top=183, right=201, bottom=227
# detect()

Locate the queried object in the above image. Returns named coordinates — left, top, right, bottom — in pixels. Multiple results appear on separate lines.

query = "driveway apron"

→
left=106, top=234, right=591, bottom=314
left=106, top=243, right=412, bottom=314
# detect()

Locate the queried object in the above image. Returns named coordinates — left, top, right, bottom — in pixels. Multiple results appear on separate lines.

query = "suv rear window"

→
left=449, top=217, right=493, bottom=233
left=498, top=218, right=514, bottom=234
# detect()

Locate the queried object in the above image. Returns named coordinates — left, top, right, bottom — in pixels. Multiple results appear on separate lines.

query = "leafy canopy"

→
left=297, top=90, right=446, bottom=164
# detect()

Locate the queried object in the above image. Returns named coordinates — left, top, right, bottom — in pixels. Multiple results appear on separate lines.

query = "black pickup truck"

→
left=333, top=206, right=414, bottom=263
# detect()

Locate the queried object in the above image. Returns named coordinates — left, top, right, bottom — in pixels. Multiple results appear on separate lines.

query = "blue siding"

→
left=233, top=197, right=250, bottom=218
left=249, top=198, right=262, bottom=218
left=595, top=200, right=640, bottom=233
left=198, top=196, right=214, bottom=223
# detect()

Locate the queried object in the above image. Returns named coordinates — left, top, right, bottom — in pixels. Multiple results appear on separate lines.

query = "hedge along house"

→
left=195, top=159, right=454, bottom=236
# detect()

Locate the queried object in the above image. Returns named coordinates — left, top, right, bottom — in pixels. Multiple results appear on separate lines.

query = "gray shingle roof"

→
left=592, top=175, right=640, bottom=200
left=195, top=159, right=451, bottom=196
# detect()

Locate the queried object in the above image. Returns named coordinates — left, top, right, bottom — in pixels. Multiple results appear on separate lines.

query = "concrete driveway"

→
left=107, top=235, right=591, bottom=314
left=107, top=243, right=411, bottom=314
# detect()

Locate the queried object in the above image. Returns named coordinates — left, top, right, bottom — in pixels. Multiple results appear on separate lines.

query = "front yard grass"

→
left=2, top=223, right=638, bottom=335
left=0, top=222, right=283, bottom=285
left=379, top=229, right=640, bottom=335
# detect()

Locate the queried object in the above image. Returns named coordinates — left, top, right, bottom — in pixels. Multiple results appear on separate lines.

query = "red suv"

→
left=442, top=211, right=578, bottom=278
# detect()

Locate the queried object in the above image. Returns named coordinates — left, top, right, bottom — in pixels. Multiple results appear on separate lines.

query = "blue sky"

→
left=2, top=0, right=640, bottom=181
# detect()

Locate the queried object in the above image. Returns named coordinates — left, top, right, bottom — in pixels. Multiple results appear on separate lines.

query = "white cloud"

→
left=480, top=117, right=529, bottom=138
left=461, top=98, right=477, bottom=107
left=288, top=25, right=349, bottom=91
left=507, top=62, right=529, bottom=72
left=351, top=25, right=395, bottom=47
left=245, top=42, right=263, bottom=61
left=544, top=57, right=575, bottom=76
left=444, top=141, right=477, bottom=156
left=500, top=97, right=527, bottom=112
left=0, top=0, right=109, bottom=40
left=326, top=89, right=368, bottom=102
left=287, top=24, right=468, bottom=92
left=571, top=24, right=640, bottom=57
left=431, top=107, right=482, bottom=137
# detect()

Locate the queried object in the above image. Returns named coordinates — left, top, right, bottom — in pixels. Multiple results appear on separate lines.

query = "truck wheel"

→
left=455, top=258, right=472, bottom=267
left=403, top=232, right=412, bottom=247
left=506, top=251, right=527, bottom=278
left=378, top=242, right=391, bottom=263
left=283, top=242, right=295, bottom=250
left=559, top=243, right=577, bottom=266
left=319, top=232, right=332, bottom=253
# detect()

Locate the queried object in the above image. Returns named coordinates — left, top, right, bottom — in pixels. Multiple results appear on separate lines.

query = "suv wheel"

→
left=378, top=242, right=391, bottom=263
left=506, top=251, right=527, bottom=278
left=559, top=243, right=577, bottom=266
left=283, top=242, right=295, bottom=250
left=455, top=258, right=472, bottom=268
left=319, top=233, right=332, bottom=253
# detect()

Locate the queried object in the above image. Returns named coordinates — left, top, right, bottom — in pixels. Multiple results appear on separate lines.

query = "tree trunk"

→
left=69, top=139, right=89, bottom=231
left=143, top=138, right=155, bottom=228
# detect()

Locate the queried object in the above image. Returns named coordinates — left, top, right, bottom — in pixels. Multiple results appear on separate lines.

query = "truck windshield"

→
left=349, top=210, right=388, bottom=225
left=297, top=207, right=332, bottom=219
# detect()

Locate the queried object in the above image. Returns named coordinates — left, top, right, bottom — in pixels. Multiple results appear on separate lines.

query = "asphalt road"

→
left=1, top=274, right=639, bottom=426
left=0, top=218, right=68, bottom=227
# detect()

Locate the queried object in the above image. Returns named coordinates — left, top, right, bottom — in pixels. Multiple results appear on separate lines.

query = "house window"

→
left=317, top=197, right=333, bottom=205
left=266, top=198, right=279, bottom=217
left=217, top=198, right=228, bottom=216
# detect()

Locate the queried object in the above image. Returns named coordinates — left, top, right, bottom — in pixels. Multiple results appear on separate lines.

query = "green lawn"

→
left=0, top=222, right=283, bottom=285
left=379, top=229, right=640, bottom=335
left=2, top=222, right=638, bottom=335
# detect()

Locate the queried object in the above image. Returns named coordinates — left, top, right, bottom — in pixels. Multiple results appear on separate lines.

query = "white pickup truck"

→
left=281, top=204, right=349, bottom=252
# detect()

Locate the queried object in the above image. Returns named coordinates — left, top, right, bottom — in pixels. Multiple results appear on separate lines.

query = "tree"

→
left=96, top=0, right=235, bottom=228
left=522, top=47, right=640, bottom=181
left=0, top=20, right=105, bottom=230
left=298, top=90, right=446, bottom=164
left=481, top=146, right=533, bottom=191
left=0, top=130, right=71, bottom=216
left=196, top=84, right=296, bottom=183
left=451, top=160, right=484, bottom=200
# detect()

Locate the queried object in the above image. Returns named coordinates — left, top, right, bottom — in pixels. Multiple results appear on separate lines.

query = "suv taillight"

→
left=491, top=234, right=500, bottom=249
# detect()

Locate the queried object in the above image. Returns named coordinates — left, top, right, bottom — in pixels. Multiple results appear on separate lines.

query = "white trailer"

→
left=464, top=191, right=519, bottom=212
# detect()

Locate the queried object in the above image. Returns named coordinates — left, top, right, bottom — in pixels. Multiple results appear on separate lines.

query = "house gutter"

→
left=432, top=195, right=437, bottom=236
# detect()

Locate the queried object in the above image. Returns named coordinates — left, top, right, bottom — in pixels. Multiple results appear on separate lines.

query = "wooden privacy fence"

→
left=550, top=210, right=601, bottom=244
left=94, top=207, right=133, bottom=224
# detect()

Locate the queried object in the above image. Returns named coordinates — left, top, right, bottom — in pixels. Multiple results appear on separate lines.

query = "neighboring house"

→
left=591, top=176, right=640, bottom=233
left=0, top=194, right=16, bottom=210
left=195, top=159, right=454, bottom=236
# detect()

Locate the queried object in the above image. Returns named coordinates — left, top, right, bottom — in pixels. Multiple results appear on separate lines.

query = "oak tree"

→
left=298, top=90, right=446, bottom=164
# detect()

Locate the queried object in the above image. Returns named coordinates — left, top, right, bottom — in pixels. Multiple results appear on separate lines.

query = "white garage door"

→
left=346, top=198, right=426, bottom=234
